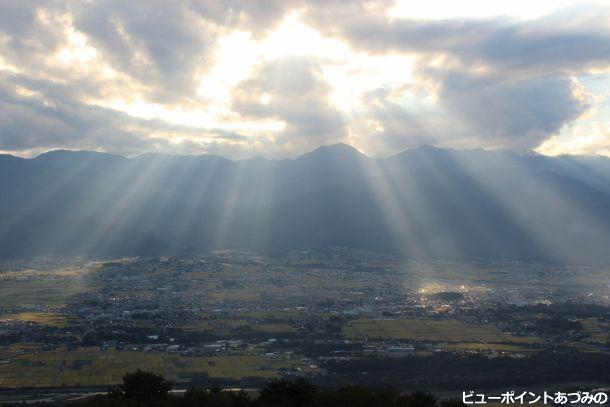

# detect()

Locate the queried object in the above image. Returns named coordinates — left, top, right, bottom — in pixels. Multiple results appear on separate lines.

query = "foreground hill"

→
left=1, top=144, right=609, bottom=263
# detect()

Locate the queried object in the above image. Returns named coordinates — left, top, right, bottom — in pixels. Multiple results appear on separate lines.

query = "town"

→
left=1, top=249, right=609, bottom=396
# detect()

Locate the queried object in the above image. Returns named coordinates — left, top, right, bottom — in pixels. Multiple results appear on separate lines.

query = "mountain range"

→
left=1, top=144, right=610, bottom=263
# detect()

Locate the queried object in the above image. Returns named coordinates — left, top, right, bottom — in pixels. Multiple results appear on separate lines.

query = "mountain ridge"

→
left=4, top=143, right=608, bottom=163
left=1, top=144, right=609, bottom=263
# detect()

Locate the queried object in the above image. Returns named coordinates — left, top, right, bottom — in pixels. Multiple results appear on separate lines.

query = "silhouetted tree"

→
left=317, top=385, right=400, bottom=407
left=34, top=372, right=467, bottom=407
left=118, top=370, right=173, bottom=401
left=439, top=398, right=468, bottom=407
left=258, top=378, right=317, bottom=407
left=184, top=386, right=252, bottom=407
left=398, top=391, right=438, bottom=407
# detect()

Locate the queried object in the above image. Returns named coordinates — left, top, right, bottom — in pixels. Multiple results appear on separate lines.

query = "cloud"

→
left=303, top=5, right=610, bottom=151
left=0, top=0, right=609, bottom=157
left=424, top=70, right=590, bottom=150
left=0, top=0, right=67, bottom=54
left=315, top=6, right=610, bottom=75
left=71, top=0, right=216, bottom=103
left=232, top=56, right=347, bottom=152
left=0, top=0, right=295, bottom=105
left=538, top=121, right=610, bottom=157
left=0, top=71, right=252, bottom=157
left=0, top=0, right=294, bottom=157
left=0, top=92, right=155, bottom=156
left=345, top=88, right=436, bottom=156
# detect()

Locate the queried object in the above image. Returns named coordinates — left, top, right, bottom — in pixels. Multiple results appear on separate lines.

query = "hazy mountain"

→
left=1, top=144, right=609, bottom=263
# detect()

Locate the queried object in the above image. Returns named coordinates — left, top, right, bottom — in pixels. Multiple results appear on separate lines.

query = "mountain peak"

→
left=301, top=143, right=365, bottom=160
left=35, top=149, right=125, bottom=162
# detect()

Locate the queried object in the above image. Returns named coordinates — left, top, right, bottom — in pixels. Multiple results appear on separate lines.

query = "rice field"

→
left=0, top=266, right=94, bottom=307
left=581, top=317, right=610, bottom=344
left=0, top=312, right=69, bottom=327
left=0, top=347, right=294, bottom=388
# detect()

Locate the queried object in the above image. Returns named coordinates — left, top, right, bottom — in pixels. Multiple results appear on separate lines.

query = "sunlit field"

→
left=0, top=348, right=300, bottom=388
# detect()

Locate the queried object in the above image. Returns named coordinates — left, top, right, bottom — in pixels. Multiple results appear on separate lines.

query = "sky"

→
left=0, top=0, right=610, bottom=159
